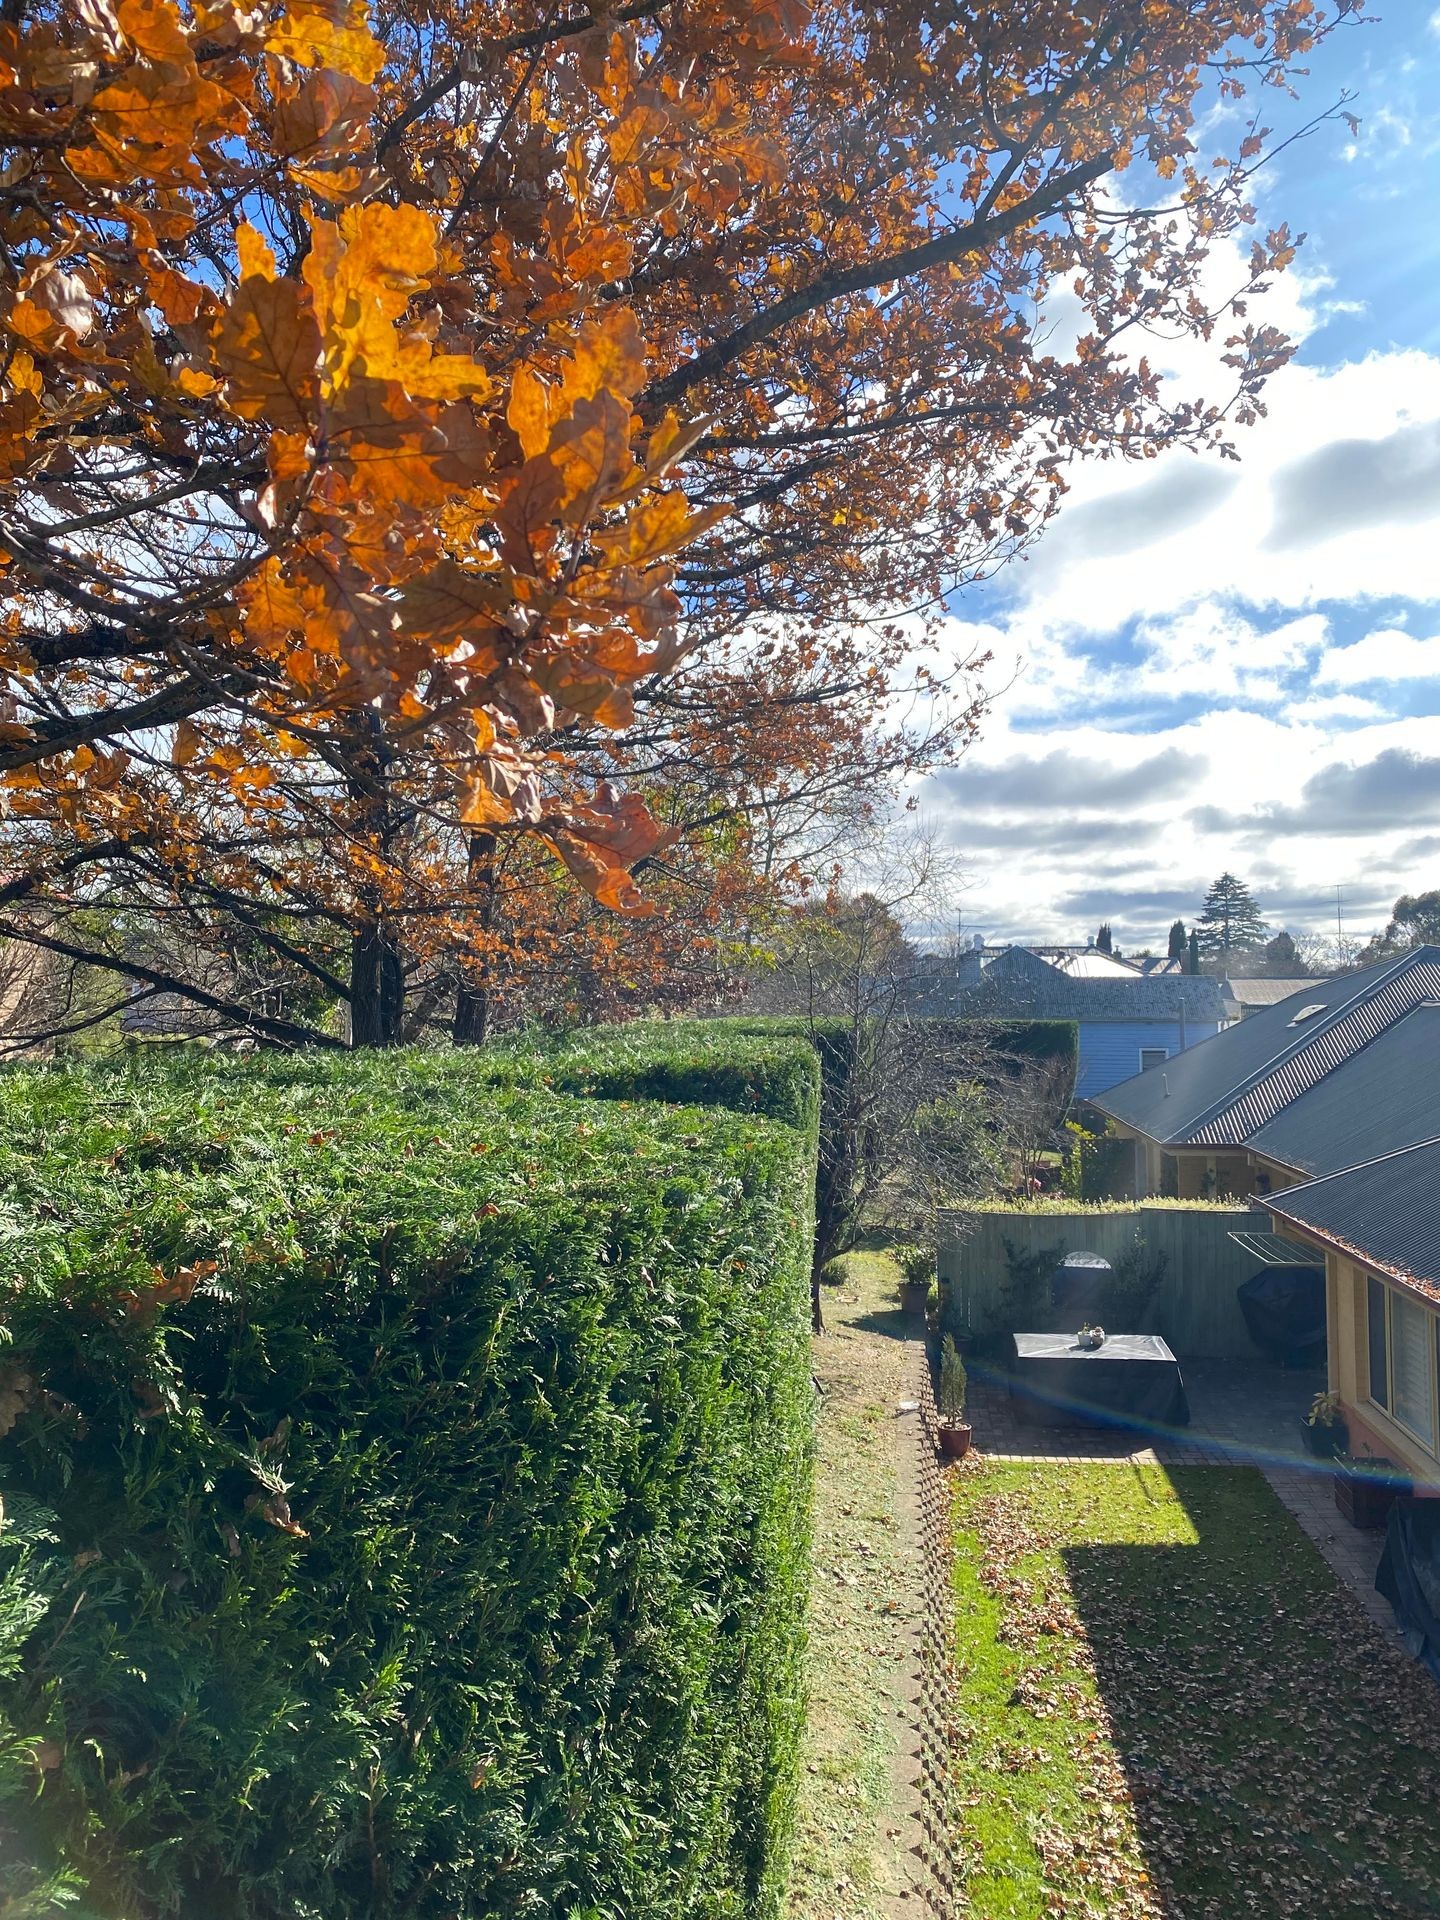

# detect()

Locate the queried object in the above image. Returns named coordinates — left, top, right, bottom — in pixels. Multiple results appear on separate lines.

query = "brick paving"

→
left=967, top=1351, right=1397, bottom=1634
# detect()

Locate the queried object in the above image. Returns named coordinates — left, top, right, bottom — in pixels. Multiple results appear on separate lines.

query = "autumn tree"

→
left=0, top=0, right=1359, bottom=1044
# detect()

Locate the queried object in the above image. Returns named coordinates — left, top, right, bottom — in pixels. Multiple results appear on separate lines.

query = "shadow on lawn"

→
left=848, top=1306, right=920, bottom=1342
left=1061, top=1467, right=1440, bottom=1919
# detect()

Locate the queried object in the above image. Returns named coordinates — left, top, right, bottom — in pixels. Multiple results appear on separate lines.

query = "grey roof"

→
left=1221, top=977, right=1315, bottom=1007
left=902, top=961, right=1227, bottom=1024
left=1090, top=947, right=1440, bottom=1148
left=1263, top=1137, right=1440, bottom=1291
left=1246, top=1002, right=1440, bottom=1175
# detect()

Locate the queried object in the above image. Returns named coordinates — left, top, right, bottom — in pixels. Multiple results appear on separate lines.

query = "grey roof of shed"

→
left=1090, top=947, right=1440, bottom=1148
left=900, top=963, right=1228, bottom=1023
left=1262, top=1136, right=1440, bottom=1291
left=1246, top=1002, right=1440, bottom=1175
left=1221, top=977, right=1314, bottom=1007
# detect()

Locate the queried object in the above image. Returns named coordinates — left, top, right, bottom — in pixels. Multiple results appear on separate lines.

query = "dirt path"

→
left=786, top=1251, right=931, bottom=1920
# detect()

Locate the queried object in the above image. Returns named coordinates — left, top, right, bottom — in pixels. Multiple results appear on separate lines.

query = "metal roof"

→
left=1262, top=1136, right=1440, bottom=1290
left=1220, top=977, right=1315, bottom=1007
left=1090, top=948, right=1440, bottom=1148
left=1050, top=949, right=1143, bottom=978
left=902, top=959, right=1228, bottom=1023
left=1246, top=1002, right=1440, bottom=1175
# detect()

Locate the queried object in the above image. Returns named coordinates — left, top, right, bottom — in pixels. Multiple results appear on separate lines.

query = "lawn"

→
left=948, top=1460, right=1440, bottom=1919
left=787, top=1245, right=918, bottom=1920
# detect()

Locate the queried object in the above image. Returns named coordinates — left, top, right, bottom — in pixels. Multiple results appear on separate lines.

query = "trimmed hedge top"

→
left=0, top=1034, right=819, bottom=1920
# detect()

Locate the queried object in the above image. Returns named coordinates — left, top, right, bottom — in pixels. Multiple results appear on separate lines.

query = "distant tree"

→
left=1350, top=889, right=1440, bottom=971
left=1095, top=923, right=1113, bottom=954
left=1187, top=930, right=1202, bottom=975
left=1261, top=930, right=1304, bottom=976
left=1196, top=874, right=1268, bottom=956
left=1168, top=919, right=1188, bottom=960
left=1386, top=891, right=1440, bottom=948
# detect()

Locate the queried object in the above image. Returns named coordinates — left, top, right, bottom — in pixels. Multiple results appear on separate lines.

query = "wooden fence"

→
left=938, top=1204, right=1290, bottom=1360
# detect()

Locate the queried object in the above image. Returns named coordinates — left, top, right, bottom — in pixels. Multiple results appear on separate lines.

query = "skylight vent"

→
left=1286, top=1003, right=1328, bottom=1027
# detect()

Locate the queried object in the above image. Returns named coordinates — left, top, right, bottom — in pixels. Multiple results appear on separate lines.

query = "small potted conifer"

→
left=937, top=1335, right=972, bottom=1459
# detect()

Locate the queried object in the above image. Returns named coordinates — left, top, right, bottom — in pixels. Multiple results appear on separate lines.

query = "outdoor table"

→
left=1007, top=1332, right=1190, bottom=1429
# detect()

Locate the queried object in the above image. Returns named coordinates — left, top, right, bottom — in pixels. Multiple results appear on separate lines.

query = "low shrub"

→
left=894, top=1244, right=936, bottom=1288
left=0, top=1042, right=818, bottom=1920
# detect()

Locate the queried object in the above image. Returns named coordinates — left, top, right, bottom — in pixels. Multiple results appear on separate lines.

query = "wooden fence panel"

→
left=938, top=1205, right=1289, bottom=1360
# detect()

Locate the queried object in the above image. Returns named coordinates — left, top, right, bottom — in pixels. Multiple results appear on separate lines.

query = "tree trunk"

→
left=452, top=829, right=499, bottom=1048
left=350, top=921, right=405, bottom=1048
left=345, top=714, right=405, bottom=1049
left=452, top=977, right=490, bottom=1047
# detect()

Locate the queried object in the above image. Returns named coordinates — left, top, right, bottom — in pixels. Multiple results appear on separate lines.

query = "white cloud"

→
left=1318, top=628, right=1440, bottom=685
left=911, top=207, right=1440, bottom=951
left=1009, top=349, right=1440, bottom=636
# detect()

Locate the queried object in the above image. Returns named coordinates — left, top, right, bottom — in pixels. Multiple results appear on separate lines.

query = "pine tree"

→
left=1095, top=923, right=1113, bottom=953
left=1187, top=930, right=1202, bottom=975
left=1168, top=919, right=1188, bottom=960
left=1196, top=874, right=1267, bottom=955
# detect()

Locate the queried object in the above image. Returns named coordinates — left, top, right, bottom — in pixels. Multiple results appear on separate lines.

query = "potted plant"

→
left=897, top=1244, right=934, bottom=1316
left=937, top=1335, right=972, bottom=1459
left=1300, top=1389, right=1347, bottom=1460
left=1334, top=1453, right=1411, bottom=1529
left=1075, top=1324, right=1106, bottom=1351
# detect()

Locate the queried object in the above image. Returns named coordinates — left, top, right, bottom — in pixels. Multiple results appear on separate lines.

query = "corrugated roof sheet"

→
left=1263, top=1137, right=1440, bottom=1289
left=1220, top=977, right=1315, bottom=1007
left=1090, top=948, right=1440, bottom=1147
left=1246, top=1003, right=1440, bottom=1175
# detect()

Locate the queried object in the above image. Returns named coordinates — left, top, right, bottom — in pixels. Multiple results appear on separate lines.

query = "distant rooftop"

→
left=1220, top=976, right=1315, bottom=1009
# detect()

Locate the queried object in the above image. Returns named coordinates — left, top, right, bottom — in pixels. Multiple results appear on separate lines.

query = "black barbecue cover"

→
left=1235, top=1265, right=1327, bottom=1366
left=1377, top=1498, right=1440, bottom=1680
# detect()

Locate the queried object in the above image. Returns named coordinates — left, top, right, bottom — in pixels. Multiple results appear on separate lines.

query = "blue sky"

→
left=917, top=5, right=1440, bottom=959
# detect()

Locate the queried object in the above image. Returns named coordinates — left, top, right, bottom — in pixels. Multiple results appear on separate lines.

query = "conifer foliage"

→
left=0, top=1033, right=818, bottom=1918
left=1196, top=872, right=1268, bottom=955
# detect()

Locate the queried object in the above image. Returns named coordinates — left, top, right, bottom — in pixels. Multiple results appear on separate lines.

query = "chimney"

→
left=957, top=932, right=985, bottom=987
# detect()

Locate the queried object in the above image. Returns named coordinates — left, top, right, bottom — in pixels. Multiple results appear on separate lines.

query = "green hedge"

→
left=492, top=1022, right=822, bottom=1137
left=0, top=1041, right=817, bottom=1920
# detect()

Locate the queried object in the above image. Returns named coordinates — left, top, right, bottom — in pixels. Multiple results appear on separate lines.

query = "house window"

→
left=1139, top=1047, right=1168, bottom=1072
left=1392, top=1294, right=1436, bottom=1450
left=1365, top=1273, right=1440, bottom=1453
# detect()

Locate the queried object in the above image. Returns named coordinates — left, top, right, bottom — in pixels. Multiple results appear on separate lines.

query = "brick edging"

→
left=912, top=1344, right=962, bottom=1919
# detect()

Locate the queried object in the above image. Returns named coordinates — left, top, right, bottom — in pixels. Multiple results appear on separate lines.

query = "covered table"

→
left=1008, top=1332, right=1190, bottom=1429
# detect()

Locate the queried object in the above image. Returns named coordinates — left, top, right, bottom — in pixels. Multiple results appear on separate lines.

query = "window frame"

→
left=1138, top=1046, right=1169, bottom=1073
left=1365, top=1271, right=1440, bottom=1457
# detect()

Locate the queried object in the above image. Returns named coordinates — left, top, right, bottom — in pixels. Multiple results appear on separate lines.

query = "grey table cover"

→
left=1007, top=1332, right=1190, bottom=1428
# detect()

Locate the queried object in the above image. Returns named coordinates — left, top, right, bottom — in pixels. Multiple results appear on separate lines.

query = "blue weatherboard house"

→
left=906, top=944, right=1229, bottom=1101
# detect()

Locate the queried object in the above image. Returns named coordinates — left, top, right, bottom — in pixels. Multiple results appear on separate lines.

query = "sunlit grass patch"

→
left=949, top=1462, right=1440, bottom=1919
